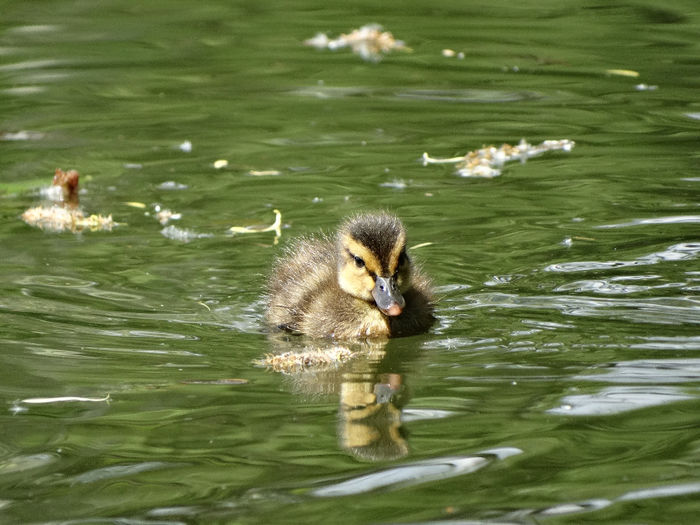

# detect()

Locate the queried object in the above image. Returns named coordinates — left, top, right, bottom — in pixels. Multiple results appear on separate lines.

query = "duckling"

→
left=266, top=213, right=434, bottom=339
left=52, top=168, right=80, bottom=209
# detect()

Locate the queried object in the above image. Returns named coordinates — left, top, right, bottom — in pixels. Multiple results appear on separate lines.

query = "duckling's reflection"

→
left=339, top=364, right=409, bottom=461
left=264, top=334, right=420, bottom=462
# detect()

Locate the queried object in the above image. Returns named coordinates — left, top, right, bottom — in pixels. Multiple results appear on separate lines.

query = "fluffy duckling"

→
left=52, top=168, right=80, bottom=209
left=266, top=213, right=434, bottom=339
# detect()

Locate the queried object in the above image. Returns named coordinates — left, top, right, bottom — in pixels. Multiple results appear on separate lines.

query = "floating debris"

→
left=157, top=181, right=188, bottom=190
left=20, top=394, right=110, bottom=404
left=154, top=204, right=181, bottom=225
left=635, top=83, right=658, bottom=91
left=21, top=169, right=118, bottom=233
left=254, top=346, right=356, bottom=374
left=248, top=169, right=281, bottom=177
left=22, top=207, right=117, bottom=233
left=213, top=159, right=229, bottom=169
left=1, top=130, right=44, bottom=141
left=129, top=201, right=182, bottom=227
left=606, top=69, right=639, bottom=78
left=379, top=179, right=408, bottom=189
left=229, top=209, right=282, bottom=244
left=422, top=139, right=575, bottom=178
left=161, top=225, right=213, bottom=243
left=305, top=24, right=409, bottom=62
left=561, top=235, right=595, bottom=248
left=442, top=49, right=465, bottom=59
left=124, top=201, right=147, bottom=209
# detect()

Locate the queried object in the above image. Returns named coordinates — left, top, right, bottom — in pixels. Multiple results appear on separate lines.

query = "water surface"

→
left=1, top=1, right=699, bottom=523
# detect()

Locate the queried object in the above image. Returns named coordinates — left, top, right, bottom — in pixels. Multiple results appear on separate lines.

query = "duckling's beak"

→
left=373, top=276, right=405, bottom=316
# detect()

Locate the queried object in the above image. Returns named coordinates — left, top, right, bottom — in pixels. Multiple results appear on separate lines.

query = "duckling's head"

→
left=52, top=168, right=80, bottom=209
left=336, top=213, right=411, bottom=317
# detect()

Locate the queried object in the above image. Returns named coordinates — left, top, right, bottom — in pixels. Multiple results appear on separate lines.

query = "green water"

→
left=1, top=1, right=699, bottom=523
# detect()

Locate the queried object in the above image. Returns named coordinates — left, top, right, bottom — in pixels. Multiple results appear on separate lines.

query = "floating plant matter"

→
left=422, top=139, right=575, bottom=178
left=305, top=24, right=408, bottom=61
left=229, top=209, right=282, bottom=244
left=21, top=169, right=117, bottom=233
left=154, top=204, right=181, bottom=226
left=254, top=346, right=356, bottom=375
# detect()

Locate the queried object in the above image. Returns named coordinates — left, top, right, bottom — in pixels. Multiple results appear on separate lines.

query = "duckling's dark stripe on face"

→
left=342, top=234, right=382, bottom=275
left=387, top=229, right=406, bottom=275
left=343, top=214, right=406, bottom=276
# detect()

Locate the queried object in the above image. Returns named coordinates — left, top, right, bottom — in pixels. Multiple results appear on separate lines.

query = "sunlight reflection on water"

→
left=312, top=448, right=522, bottom=497
left=460, top=293, right=700, bottom=325
left=545, top=242, right=700, bottom=272
left=548, top=386, right=694, bottom=415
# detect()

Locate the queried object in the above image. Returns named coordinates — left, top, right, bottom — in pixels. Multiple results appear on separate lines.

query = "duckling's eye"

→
left=352, top=255, right=365, bottom=268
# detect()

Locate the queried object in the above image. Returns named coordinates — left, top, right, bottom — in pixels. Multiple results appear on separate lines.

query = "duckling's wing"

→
left=266, top=234, right=336, bottom=332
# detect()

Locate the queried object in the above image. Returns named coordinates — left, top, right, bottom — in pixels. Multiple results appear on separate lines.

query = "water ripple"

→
left=535, top=482, right=700, bottom=519
left=98, top=329, right=198, bottom=340
left=554, top=277, right=684, bottom=295
left=576, top=358, right=700, bottom=383
left=311, top=448, right=522, bottom=497
left=596, top=215, right=700, bottom=228
left=630, top=336, right=700, bottom=351
left=81, top=288, right=144, bottom=302
left=548, top=386, right=694, bottom=416
left=0, top=453, right=57, bottom=474
left=69, top=461, right=181, bottom=485
left=539, top=499, right=612, bottom=516
left=289, top=85, right=540, bottom=103
left=545, top=242, right=700, bottom=273
left=617, top=482, right=700, bottom=502
left=401, top=408, right=455, bottom=422
left=393, top=88, right=541, bottom=103
left=462, top=293, right=700, bottom=325
left=0, top=58, right=69, bottom=71
left=17, top=275, right=97, bottom=288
